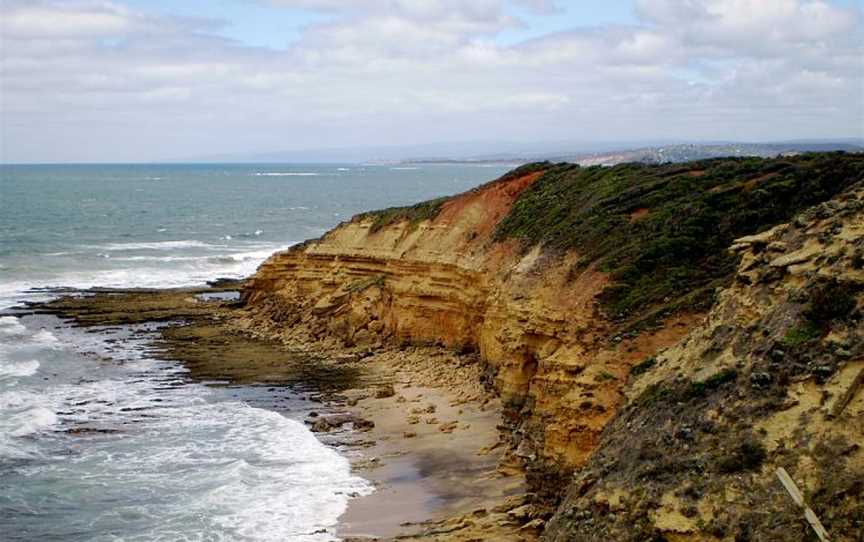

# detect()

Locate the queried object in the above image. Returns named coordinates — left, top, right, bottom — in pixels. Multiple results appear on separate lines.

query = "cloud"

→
left=0, top=0, right=861, bottom=162
left=2, top=3, right=134, bottom=37
left=636, top=0, right=859, bottom=52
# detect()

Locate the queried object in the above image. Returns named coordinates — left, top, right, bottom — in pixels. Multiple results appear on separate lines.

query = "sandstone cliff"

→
left=241, top=162, right=693, bottom=472
left=240, top=153, right=864, bottom=540
left=544, top=182, right=864, bottom=542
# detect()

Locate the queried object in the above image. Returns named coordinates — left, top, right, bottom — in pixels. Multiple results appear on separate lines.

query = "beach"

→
left=15, top=286, right=535, bottom=541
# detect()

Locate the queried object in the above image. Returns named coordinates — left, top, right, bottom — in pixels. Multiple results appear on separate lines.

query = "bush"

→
left=360, top=162, right=551, bottom=232
left=686, top=368, right=738, bottom=399
left=362, top=197, right=449, bottom=233
left=806, top=278, right=859, bottom=324
left=717, top=440, right=766, bottom=473
left=631, top=356, right=657, bottom=377
left=493, top=152, right=864, bottom=320
left=782, top=320, right=822, bottom=347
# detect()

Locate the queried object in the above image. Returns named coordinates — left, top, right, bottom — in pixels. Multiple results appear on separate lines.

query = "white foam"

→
left=6, top=406, right=57, bottom=437
left=99, top=240, right=214, bottom=251
left=0, top=244, right=293, bottom=310
left=253, top=172, right=321, bottom=177
left=31, top=329, right=60, bottom=346
left=0, top=316, right=373, bottom=540
left=127, top=402, right=372, bottom=541
left=111, top=254, right=213, bottom=262
left=0, top=316, right=27, bottom=335
left=0, top=360, right=40, bottom=378
left=225, top=248, right=283, bottom=262
left=0, top=386, right=59, bottom=461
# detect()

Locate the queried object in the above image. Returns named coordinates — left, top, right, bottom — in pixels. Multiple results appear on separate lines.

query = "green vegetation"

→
left=716, top=440, right=766, bottom=473
left=361, top=196, right=450, bottom=233
left=595, top=371, right=618, bottom=382
left=634, top=382, right=671, bottom=407
left=685, top=368, right=738, bottom=399
left=356, top=153, right=863, bottom=323
left=805, top=278, right=859, bottom=324
left=782, top=320, right=822, bottom=347
left=630, top=356, right=657, bottom=377
left=635, top=367, right=738, bottom=406
left=779, top=278, right=859, bottom=349
left=493, top=152, right=864, bottom=320
left=359, top=162, right=550, bottom=232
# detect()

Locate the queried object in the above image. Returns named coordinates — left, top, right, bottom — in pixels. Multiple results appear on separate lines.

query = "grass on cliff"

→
left=361, top=196, right=450, bottom=233
left=494, top=152, right=864, bottom=320
left=359, top=162, right=550, bottom=233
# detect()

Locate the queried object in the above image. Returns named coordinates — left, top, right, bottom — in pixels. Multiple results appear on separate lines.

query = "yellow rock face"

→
left=242, top=170, right=697, bottom=468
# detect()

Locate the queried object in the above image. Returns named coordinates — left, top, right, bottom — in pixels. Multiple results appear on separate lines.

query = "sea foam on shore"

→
left=0, top=314, right=372, bottom=541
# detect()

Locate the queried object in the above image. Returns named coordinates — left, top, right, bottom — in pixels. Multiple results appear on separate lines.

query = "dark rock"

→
left=310, top=414, right=375, bottom=432
left=812, top=364, right=834, bottom=383
left=750, top=372, right=773, bottom=389
left=374, top=384, right=395, bottom=398
left=675, top=425, right=694, bottom=441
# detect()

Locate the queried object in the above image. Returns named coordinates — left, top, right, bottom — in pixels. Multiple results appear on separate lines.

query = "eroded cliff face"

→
left=241, top=169, right=695, bottom=472
left=241, top=157, right=864, bottom=541
left=543, top=185, right=864, bottom=541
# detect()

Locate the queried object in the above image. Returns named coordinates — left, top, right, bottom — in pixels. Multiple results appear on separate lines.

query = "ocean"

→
left=0, top=162, right=512, bottom=541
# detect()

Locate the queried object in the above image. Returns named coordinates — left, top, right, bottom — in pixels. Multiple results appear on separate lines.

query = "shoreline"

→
left=14, top=285, right=536, bottom=541
left=330, top=349, right=530, bottom=541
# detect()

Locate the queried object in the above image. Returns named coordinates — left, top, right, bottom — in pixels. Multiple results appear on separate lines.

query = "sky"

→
left=1, top=0, right=862, bottom=163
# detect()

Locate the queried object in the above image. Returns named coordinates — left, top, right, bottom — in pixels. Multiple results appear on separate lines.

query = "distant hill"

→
left=405, top=140, right=864, bottom=167
left=178, top=139, right=862, bottom=165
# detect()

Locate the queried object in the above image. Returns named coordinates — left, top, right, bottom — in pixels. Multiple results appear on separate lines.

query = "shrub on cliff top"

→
left=362, top=196, right=450, bottom=233
left=493, top=152, right=864, bottom=320
left=359, top=162, right=550, bottom=232
left=805, top=277, right=859, bottom=324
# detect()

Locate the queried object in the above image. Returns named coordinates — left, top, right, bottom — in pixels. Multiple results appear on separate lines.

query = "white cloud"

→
left=2, top=5, right=132, bottom=37
left=0, top=0, right=861, bottom=162
left=636, top=0, right=858, bottom=51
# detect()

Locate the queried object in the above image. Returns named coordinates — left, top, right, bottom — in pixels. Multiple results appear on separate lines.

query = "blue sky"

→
left=1, top=0, right=862, bottom=162
left=121, top=0, right=863, bottom=48
left=123, top=0, right=327, bottom=49
left=125, top=1, right=642, bottom=49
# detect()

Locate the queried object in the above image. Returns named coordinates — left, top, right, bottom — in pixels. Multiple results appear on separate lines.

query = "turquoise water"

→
left=0, top=162, right=511, bottom=541
left=0, top=163, right=510, bottom=307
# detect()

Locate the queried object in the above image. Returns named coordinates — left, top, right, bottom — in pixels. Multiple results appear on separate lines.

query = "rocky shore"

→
left=24, top=286, right=540, bottom=541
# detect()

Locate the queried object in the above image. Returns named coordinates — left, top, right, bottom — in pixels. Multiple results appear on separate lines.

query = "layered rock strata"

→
left=241, top=156, right=864, bottom=540
left=241, top=169, right=693, bottom=471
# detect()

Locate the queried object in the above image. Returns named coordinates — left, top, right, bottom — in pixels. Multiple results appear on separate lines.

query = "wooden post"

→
left=775, top=467, right=830, bottom=542
left=829, top=366, right=864, bottom=418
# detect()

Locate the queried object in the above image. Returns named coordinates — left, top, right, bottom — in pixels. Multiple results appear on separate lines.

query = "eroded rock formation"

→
left=239, top=154, right=864, bottom=540
left=544, top=183, right=864, bottom=542
left=241, top=167, right=694, bottom=474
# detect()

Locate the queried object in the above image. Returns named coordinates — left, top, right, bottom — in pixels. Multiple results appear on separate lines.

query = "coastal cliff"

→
left=544, top=182, right=864, bottom=541
left=240, top=153, right=864, bottom=540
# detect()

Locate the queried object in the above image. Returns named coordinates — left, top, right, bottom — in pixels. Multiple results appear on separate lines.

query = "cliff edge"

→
left=240, top=152, right=864, bottom=540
